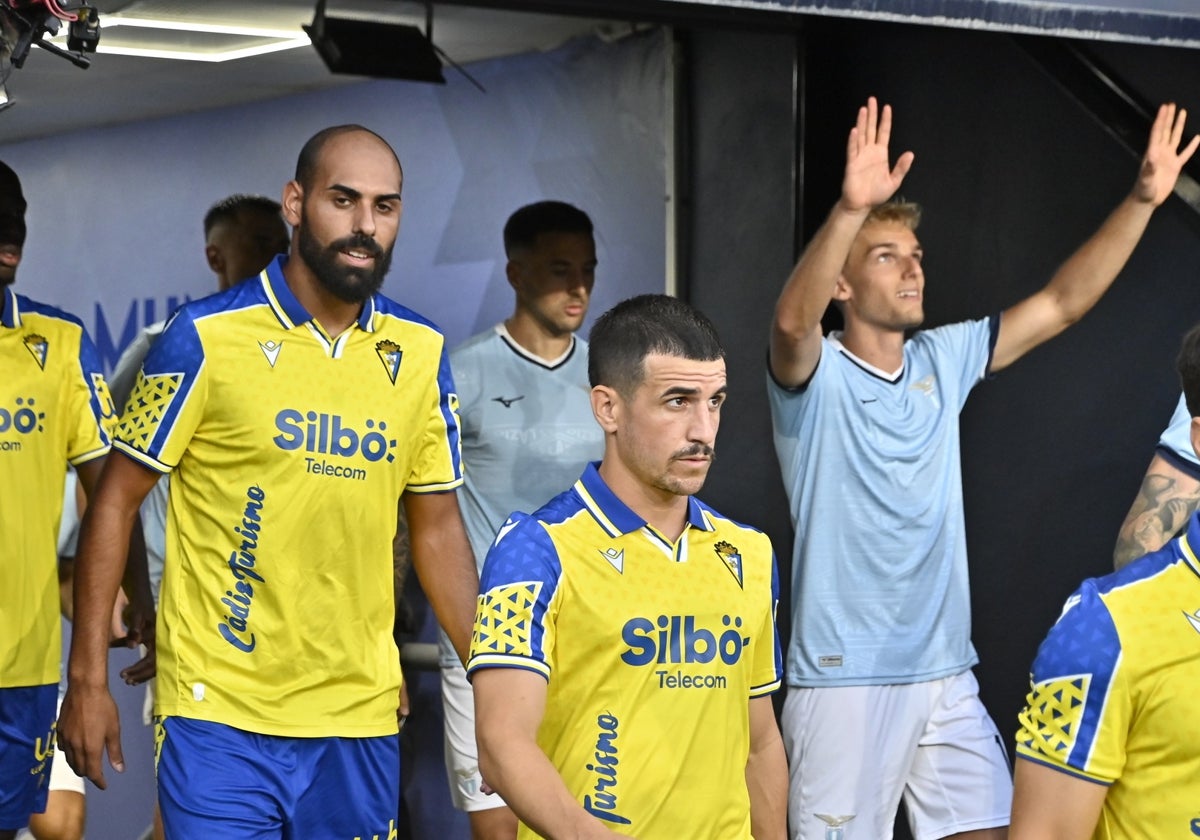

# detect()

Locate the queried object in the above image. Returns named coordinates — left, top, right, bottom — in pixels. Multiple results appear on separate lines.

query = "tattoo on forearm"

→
left=1115, top=471, right=1200, bottom=569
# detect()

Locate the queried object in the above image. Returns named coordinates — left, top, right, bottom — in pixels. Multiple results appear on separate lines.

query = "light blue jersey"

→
left=769, top=317, right=998, bottom=687
left=439, top=325, right=603, bottom=665
left=1155, top=393, right=1200, bottom=476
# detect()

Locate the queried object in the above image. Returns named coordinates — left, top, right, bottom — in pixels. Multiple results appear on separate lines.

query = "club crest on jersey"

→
left=259, top=339, right=283, bottom=368
left=23, top=333, right=48, bottom=370
left=376, top=339, right=403, bottom=384
left=714, top=540, right=743, bottom=588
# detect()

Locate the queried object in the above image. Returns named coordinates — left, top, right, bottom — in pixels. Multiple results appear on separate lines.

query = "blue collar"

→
left=574, top=461, right=713, bottom=538
left=1, top=287, right=19, bottom=328
left=260, top=255, right=377, bottom=333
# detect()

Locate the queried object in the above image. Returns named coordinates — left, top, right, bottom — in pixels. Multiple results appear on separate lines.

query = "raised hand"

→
left=1133, top=102, right=1199, bottom=206
left=840, top=96, right=915, bottom=214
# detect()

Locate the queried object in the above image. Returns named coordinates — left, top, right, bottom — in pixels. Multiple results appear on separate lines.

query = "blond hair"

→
left=865, top=198, right=921, bottom=230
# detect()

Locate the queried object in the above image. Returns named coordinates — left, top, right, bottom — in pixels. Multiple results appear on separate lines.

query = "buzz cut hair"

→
left=203, top=194, right=283, bottom=238
left=293, top=124, right=403, bottom=190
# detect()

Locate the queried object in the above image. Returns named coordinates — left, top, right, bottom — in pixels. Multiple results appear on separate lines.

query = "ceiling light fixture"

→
left=48, top=15, right=310, bottom=62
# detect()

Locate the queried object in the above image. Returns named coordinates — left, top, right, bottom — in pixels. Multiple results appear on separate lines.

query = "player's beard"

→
left=296, top=216, right=393, bottom=304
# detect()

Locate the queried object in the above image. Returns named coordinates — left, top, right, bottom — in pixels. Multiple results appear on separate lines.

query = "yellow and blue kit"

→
left=468, top=463, right=782, bottom=839
left=1016, top=511, right=1200, bottom=838
left=2, top=287, right=114, bottom=688
left=115, top=256, right=462, bottom=738
left=1, top=287, right=114, bottom=828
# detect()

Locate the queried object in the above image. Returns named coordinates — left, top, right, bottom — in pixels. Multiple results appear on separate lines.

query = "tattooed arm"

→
left=1113, top=453, right=1200, bottom=569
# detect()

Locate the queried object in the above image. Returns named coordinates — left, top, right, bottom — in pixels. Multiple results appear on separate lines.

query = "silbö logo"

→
left=273, top=409, right=398, bottom=481
left=621, top=614, right=748, bottom=689
left=218, top=485, right=266, bottom=652
left=582, top=712, right=630, bottom=826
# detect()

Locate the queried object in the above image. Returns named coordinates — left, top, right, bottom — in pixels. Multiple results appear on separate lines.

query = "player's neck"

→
left=598, top=460, right=691, bottom=543
left=504, top=314, right=573, bottom=362
left=284, top=261, right=363, bottom=338
left=838, top=323, right=906, bottom=374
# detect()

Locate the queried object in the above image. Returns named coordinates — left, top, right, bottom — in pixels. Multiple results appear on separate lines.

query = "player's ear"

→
left=832, top=271, right=853, bottom=302
left=505, top=259, right=521, bottom=292
left=281, top=180, right=304, bottom=227
left=1190, top=416, right=1200, bottom=462
left=205, top=243, right=223, bottom=274
left=591, top=385, right=619, bottom=433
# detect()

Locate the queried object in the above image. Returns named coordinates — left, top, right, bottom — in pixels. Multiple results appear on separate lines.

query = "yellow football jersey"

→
left=115, top=258, right=462, bottom=737
left=2, top=288, right=115, bottom=687
left=1016, top=513, right=1200, bottom=838
left=468, top=463, right=782, bottom=839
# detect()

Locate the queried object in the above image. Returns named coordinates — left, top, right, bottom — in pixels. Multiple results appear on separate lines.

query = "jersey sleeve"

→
left=919, top=315, right=998, bottom=409
left=749, top=547, right=784, bottom=697
left=404, top=345, right=464, bottom=493
left=1155, top=393, right=1200, bottom=476
left=1015, top=581, right=1129, bottom=785
left=65, top=325, right=116, bottom=465
left=467, top=513, right=564, bottom=681
left=112, top=309, right=208, bottom=473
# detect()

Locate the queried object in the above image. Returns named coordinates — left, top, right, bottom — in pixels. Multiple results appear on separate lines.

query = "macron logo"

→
left=599, top=548, right=624, bottom=574
left=1184, top=609, right=1200, bottom=637
left=259, top=340, right=283, bottom=368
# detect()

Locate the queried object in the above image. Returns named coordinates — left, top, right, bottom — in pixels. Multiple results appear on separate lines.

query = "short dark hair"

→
left=503, top=201, right=593, bottom=257
left=203, top=194, right=283, bottom=238
left=294, top=125, right=402, bottom=190
left=588, top=294, right=725, bottom=396
left=1178, top=323, right=1200, bottom=418
left=0, top=160, right=26, bottom=215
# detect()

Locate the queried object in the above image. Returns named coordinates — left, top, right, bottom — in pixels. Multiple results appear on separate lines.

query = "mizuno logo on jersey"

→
left=492, top=395, right=524, bottom=408
left=376, top=339, right=403, bottom=385
left=23, top=333, right=47, bottom=369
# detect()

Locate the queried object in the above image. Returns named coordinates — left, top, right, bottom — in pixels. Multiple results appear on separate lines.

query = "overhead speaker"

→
left=304, top=6, right=445, bottom=84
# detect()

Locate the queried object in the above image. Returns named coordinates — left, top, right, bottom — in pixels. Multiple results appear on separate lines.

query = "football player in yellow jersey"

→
left=1011, top=321, right=1200, bottom=838
left=469, top=294, right=787, bottom=840
left=0, top=161, right=143, bottom=840
left=57, top=127, right=478, bottom=838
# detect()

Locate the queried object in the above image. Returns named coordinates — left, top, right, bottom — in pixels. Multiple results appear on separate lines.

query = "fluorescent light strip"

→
left=47, top=15, right=312, bottom=62
left=93, top=37, right=311, bottom=62
left=103, top=17, right=305, bottom=39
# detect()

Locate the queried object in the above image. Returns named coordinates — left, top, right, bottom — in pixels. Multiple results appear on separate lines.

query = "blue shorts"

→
left=157, top=716, right=400, bottom=840
left=0, top=684, right=57, bottom=831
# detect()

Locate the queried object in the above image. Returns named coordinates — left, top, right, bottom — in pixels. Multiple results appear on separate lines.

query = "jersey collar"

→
left=260, top=255, right=377, bottom=333
left=574, top=461, right=713, bottom=539
left=1, top=287, right=19, bottom=328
